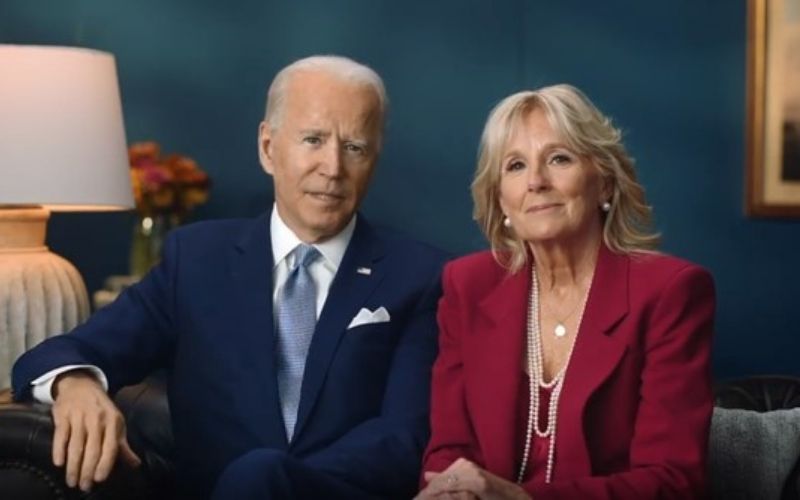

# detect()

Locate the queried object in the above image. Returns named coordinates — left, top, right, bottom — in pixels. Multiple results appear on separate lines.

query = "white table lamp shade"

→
left=0, top=45, right=133, bottom=389
left=0, top=45, right=133, bottom=210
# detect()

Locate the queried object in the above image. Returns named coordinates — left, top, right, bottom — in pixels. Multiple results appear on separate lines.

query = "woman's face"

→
left=498, top=108, right=607, bottom=246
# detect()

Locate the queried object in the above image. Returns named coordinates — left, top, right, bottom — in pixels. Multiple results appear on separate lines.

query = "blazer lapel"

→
left=555, top=245, right=629, bottom=479
left=229, top=213, right=288, bottom=447
left=291, top=216, right=386, bottom=442
left=469, top=264, right=529, bottom=481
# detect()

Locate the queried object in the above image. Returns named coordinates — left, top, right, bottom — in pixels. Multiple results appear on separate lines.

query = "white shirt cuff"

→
left=31, top=365, right=109, bottom=404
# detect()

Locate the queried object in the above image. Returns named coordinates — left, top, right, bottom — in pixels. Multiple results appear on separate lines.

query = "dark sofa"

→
left=1, top=375, right=799, bottom=499
left=0, top=375, right=172, bottom=500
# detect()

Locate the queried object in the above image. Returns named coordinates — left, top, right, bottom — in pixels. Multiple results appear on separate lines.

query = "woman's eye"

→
left=549, top=153, right=573, bottom=166
left=505, top=160, right=525, bottom=172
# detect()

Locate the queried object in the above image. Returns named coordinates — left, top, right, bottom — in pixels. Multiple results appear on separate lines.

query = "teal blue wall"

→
left=2, top=0, right=798, bottom=379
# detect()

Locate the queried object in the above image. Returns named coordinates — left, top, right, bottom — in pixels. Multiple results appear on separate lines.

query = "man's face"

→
left=259, top=70, right=382, bottom=243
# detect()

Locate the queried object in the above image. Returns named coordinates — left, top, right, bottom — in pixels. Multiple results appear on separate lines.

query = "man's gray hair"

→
left=264, top=55, right=387, bottom=132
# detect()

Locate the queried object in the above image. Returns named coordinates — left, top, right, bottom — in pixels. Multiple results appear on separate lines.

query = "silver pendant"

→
left=554, top=323, right=567, bottom=337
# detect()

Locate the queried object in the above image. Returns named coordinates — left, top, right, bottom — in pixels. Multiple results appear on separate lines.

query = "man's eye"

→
left=344, top=143, right=365, bottom=154
left=303, top=136, right=322, bottom=145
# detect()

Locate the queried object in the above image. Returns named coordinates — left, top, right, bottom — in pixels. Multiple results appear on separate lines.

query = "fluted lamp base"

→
left=0, top=207, right=90, bottom=389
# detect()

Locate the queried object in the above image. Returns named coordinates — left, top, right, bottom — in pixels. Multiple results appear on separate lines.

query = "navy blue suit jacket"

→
left=12, top=213, right=447, bottom=498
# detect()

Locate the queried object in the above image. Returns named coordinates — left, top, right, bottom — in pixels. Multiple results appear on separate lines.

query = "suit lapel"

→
left=555, top=245, right=629, bottom=479
left=469, top=264, right=529, bottom=481
left=291, top=216, right=386, bottom=442
left=228, top=213, right=289, bottom=447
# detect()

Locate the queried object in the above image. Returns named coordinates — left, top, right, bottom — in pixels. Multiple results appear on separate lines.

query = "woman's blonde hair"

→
left=472, top=84, right=659, bottom=272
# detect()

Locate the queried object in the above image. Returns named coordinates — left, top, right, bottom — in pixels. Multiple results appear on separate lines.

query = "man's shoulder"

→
left=169, top=216, right=263, bottom=248
left=371, top=225, right=449, bottom=263
left=173, top=217, right=255, bottom=236
left=374, top=227, right=447, bottom=255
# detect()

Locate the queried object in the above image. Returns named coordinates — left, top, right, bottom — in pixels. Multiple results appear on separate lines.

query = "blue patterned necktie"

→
left=276, top=244, right=320, bottom=440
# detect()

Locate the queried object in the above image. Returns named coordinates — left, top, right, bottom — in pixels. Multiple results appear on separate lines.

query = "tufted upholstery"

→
left=0, top=377, right=166, bottom=500
left=713, top=376, right=800, bottom=500
left=715, top=376, right=800, bottom=412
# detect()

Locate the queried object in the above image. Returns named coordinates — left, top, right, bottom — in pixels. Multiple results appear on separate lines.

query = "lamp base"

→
left=0, top=207, right=90, bottom=389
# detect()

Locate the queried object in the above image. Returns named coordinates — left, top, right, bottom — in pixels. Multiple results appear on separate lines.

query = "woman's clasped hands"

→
left=415, top=458, right=531, bottom=500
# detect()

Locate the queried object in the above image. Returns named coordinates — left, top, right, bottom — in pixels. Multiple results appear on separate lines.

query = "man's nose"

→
left=319, top=143, right=344, bottom=178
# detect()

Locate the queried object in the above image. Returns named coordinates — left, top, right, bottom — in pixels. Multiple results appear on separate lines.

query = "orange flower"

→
left=128, top=141, right=211, bottom=217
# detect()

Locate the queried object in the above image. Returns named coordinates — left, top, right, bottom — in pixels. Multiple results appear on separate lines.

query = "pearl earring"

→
left=601, top=202, right=611, bottom=212
left=503, top=216, right=512, bottom=228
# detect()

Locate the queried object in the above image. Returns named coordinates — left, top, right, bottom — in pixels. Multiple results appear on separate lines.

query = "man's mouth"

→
left=307, top=191, right=346, bottom=202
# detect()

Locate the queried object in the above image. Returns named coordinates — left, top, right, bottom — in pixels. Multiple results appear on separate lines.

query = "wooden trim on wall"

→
left=745, top=0, right=800, bottom=217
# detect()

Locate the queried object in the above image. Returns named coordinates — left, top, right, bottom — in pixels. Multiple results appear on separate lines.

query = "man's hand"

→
left=415, top=458, right=531, bottom=500
left=51, top=370, right=141, bottom=492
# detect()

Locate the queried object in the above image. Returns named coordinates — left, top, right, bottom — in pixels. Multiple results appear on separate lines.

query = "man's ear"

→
left=258, top=121, right=275, bottom=175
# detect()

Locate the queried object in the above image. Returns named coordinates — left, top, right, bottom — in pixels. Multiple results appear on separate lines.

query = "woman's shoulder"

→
left=626, top=251, right=708, bottom=273
left=444, top=250, right=513, bottom=287
left=447, top=250, right=500, bottom=270
left=623, top=250, right=714, bottom=291
left=446, top=250, right=510, bottom=274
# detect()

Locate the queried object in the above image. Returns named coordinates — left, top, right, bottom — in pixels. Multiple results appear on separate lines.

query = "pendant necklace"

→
left=541, top=282, right=589, bottom=338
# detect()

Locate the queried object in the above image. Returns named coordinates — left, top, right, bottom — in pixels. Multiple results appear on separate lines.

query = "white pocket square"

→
left=347, top=307, right=391, bottom=329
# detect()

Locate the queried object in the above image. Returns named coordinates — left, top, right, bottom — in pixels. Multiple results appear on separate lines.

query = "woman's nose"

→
left=526, top=163, right=549, bottom=192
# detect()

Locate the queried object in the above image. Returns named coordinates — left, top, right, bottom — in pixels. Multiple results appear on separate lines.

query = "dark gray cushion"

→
left=709, top=407, right=800, bottom=500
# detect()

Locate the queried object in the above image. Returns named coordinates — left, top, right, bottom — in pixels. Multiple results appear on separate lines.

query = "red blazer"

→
left=422, top=245, right=715, bottom=499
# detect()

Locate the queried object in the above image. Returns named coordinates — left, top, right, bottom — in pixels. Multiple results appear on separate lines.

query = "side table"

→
left=93, top=275, right=140, bottom=310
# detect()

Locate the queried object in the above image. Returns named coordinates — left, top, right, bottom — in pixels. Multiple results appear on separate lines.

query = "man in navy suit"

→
left=12, top=55, right=447, bottom=499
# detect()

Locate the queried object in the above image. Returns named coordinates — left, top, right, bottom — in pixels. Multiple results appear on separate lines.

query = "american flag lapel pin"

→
left=356, top=267, right=372, bottom=276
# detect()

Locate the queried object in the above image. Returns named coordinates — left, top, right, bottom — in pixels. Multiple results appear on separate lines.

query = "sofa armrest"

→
left=0, top=402, right=72, bottom=499
left=715, top=375, right=800, bottom=411
left=0, top=388, right=160, bottom=499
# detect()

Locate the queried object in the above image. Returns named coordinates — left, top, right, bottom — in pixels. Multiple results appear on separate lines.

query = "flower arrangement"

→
left=128, top=141, right=211, bottom=277
left=129, top=141, right=211, bottom=218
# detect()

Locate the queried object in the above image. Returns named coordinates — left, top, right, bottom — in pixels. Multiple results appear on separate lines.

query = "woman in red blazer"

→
left=417, top=85, right=715, bottom=499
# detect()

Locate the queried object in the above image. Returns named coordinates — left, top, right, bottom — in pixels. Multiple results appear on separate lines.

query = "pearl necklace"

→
left=516, top=264, right=592, bottom=484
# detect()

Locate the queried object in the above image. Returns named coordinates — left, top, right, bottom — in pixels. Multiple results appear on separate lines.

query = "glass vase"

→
left=129, top=214, right=179, bottom=277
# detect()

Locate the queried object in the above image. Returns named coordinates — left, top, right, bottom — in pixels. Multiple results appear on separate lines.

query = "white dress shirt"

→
left=270, top=204, right=355, bottom=319
left=31, top=204, right=356, bottom=403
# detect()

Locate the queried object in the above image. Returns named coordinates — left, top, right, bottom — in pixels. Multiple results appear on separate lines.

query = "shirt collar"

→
left=270, top=203, right=356, bottom=271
